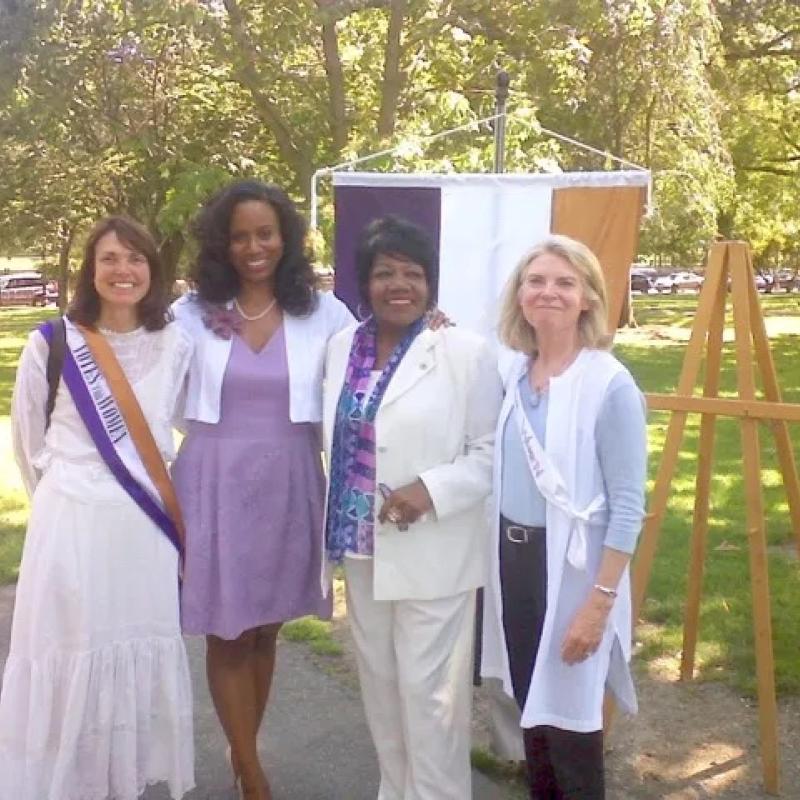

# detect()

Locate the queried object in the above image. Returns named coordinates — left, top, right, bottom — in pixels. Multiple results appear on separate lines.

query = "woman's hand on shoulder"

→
left=423, top=306, right=454, bottom=331
left=560, top=590, right=614, bottom=665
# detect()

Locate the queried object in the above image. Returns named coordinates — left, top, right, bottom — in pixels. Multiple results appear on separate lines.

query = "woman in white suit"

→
left=323, top=216, right=501, bottom=800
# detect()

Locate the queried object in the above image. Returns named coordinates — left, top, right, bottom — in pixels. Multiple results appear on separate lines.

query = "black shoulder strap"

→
left=45, top=317, right=66, bottom=430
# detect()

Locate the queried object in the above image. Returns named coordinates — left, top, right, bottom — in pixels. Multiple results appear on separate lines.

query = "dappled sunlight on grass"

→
left=0, top=308, right=53, bottom=416
left=621, top=297, right=800, bottom=696
left=1, top=311, right=48, bottom=583
left=0, top=478, right=27, bottom=585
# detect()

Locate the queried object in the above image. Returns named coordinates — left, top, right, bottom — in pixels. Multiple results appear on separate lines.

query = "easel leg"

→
left=680, top=267, right=727, bottom=681
left=632, top=244, right=728, bottom=618
left=745, top=253, right=800, bottom=556
left=730, top=247, right=780, bottom=794
left=741, top=417, right=781, bottom=794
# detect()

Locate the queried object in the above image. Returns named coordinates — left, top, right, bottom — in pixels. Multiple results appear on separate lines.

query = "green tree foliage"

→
left=0, top=1, right=263, bottom=279
left=713, top=0, right=800, bottom=267
left=0, top=0, right=797, bottom=274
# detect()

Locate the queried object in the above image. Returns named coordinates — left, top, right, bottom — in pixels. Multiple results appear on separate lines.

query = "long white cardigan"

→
left=481, top=348, right=639, bottom=732
left=172, top=291, right=353, bottom=424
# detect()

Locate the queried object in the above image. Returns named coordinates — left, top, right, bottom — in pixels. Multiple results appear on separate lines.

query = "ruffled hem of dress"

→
left=0, top=635, right=194, bottom=800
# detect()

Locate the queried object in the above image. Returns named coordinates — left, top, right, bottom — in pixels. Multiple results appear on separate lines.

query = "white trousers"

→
left=345, top=557, right=475, bottom=800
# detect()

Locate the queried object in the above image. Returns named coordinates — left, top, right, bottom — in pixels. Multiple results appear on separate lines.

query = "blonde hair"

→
left=498, top=234, right=612, bottom=355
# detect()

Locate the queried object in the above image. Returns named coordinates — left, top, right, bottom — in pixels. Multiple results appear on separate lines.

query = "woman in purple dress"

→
left=171, top=181, right=353, bottom=800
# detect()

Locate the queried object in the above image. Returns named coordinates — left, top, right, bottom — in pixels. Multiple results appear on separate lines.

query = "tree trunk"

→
left=377, top=0, right=407, bottom=140
left=222, top=0, right=312, bottom=194
left=619, top=289, right=635, bottom=328
left=57, top=221, right=74, bottom=313
left=159, top=230, right=185, bottom=288
left=318, top=10, right=348, bottom=153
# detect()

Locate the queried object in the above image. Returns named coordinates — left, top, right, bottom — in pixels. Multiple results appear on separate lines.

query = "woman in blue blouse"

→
left=481, top=235, right=647, bottom=799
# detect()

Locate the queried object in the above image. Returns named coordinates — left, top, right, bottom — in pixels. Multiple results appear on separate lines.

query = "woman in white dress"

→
left=0, top=216, right=195, bottom=800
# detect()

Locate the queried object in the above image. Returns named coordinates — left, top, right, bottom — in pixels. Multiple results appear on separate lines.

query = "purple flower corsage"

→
left=200, top=302, right=242, bottom=340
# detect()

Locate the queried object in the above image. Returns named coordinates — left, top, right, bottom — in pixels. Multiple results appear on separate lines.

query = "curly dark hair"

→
left=68, top=216, right=170, bottom=331
left=190, top=180, right=318, bottom=316
left=355, top=215, right=438, bottom=309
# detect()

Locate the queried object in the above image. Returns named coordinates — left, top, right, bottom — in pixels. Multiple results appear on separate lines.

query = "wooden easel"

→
left=630, top=240, right=800, bottom=795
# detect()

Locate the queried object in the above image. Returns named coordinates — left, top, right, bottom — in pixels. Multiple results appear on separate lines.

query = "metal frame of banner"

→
left=309, top=98, right=650, bottom=231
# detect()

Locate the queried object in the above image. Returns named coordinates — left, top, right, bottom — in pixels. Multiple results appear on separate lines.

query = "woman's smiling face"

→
left=518, top=252, right=588, bottom=336
left=93, top=231, right=151, bottom=311
left=367, top=253, right=430, bottom=331
left=228, top=200, right=285, bottom=288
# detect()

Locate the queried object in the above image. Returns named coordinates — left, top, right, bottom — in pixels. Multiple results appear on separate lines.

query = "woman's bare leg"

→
left=253, top=622, right=282, bottom=730
left=206, top=630, right=269, bottom=798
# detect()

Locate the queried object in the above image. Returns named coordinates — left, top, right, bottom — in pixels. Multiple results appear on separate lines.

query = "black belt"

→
left=500, top=514, right=545, bottom=545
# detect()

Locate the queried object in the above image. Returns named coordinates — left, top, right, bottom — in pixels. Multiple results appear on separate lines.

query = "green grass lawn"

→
left=620, top=293, right=800, bottom=696
left=0, top=308, right=55, bottom=583
left=0, top=297, right=798, bottom=696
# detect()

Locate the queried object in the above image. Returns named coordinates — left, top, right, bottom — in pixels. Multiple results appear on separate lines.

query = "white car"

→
left=671, top=271, right=704, bottom=292
left=0, top=271, right=47, bottom=306
left=655, top=271, right=703, bottom=293
left=654, top=274, right=677, bottom=293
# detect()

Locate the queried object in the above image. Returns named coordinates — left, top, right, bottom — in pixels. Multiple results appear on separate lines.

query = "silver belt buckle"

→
left=506, top=525, right=530, bottom=544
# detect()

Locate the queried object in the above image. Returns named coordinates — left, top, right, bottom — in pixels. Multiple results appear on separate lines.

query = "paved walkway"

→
left=0, top=585, right=513, bottom=799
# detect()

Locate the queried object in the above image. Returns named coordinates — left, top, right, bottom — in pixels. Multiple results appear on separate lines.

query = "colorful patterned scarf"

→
left=326, top=316, right=425, bottom=563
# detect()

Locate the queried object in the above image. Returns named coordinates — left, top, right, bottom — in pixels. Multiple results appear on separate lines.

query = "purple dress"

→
left=173, top=325, right=331, bottom=639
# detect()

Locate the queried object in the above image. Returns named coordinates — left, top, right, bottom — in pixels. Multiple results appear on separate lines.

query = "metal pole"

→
left=493, top=70, right=510, bottom=173
left=310, top=168, right=328, bottom=233
left=475, top=71, right=511, bottom=690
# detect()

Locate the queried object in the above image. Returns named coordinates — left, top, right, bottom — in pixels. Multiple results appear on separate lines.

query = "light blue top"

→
left=500, top=370, right=647, bottom=554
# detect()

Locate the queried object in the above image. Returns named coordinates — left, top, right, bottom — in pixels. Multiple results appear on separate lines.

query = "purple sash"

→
left=39, top=319, right=182, bottom=554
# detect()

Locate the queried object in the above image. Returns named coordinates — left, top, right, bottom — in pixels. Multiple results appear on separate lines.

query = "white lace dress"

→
left=0, top=323, right=195, bottom=800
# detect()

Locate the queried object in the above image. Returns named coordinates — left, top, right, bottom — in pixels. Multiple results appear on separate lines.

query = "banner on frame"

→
left=332, top=171, right=650, bottom=334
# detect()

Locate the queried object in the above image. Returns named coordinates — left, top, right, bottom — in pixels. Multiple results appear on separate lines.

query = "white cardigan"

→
left=481, top=348, right=639, bottom=732
left=172, top=291, right=354, bottom=424
left=323, top=325, right=502, bottom=601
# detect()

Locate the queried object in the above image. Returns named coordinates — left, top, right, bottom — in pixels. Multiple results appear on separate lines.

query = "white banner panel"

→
left=332, top=171, right=651, bottom=335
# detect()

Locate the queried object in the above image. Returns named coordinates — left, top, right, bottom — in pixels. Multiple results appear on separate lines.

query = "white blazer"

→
left=323, top=325, right=502, bottom=601
left=481, top=348, right=639, bottom=732
left=172, top=291, right=354, bottom=424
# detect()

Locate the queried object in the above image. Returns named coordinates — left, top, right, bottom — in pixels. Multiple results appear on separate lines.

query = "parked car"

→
left=753, top=272, right=774, bottom=293
left=0, top=271, right=47, bottom=307
left=771, top=269, right=798, bottom=292
left=45, top=279, right=59, bottom=304
left=654, top=273, right=677, bottom=293
left=630, top=268, right=657, bottom=294
left=652, top=271, right=701, bottom=293
left=671, top=271, right=704, bottom=292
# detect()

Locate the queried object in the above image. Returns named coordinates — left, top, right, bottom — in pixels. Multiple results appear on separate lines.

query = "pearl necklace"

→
left=234, top=297, right=277, bottom=321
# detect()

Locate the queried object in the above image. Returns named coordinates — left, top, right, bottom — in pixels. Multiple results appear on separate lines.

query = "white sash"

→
left=57, top=320, right=180, bottom=552
left=513, top=385, right=605, bottom=570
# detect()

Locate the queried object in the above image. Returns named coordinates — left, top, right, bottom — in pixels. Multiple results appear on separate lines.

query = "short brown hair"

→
left=498, top=235, right=611, bottom=355
left=68, top=216, right=170, bottom=331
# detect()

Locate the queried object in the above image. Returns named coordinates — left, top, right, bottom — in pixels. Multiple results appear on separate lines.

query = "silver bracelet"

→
left=593, top=583, right=618, bottom=599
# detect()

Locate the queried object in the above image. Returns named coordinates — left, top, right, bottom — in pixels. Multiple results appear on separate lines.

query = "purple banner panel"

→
left=333, top=184, right=442, bottom=317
